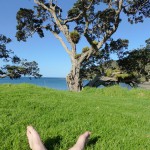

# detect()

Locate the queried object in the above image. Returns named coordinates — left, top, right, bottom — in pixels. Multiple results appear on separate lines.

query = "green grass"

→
left=0, top=84, right=150, bottom=150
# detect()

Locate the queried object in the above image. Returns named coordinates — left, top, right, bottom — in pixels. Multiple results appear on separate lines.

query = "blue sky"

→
left=0, top=0, right=150, bottom=77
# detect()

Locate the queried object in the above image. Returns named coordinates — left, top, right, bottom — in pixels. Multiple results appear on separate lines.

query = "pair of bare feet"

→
left=27, top=126, right=91, bottom=150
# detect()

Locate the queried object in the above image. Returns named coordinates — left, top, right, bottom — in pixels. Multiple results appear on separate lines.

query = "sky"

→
left=0, top=0, right=150, bottom=77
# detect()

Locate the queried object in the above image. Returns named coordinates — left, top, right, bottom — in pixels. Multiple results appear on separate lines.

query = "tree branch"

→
left=122, top=0, right=149, bottom=14
left=34, top=0, right=75, bottom=55
left=79, top=47, right=93, bottom=64
left=34, top=0, right=51, bottom=11
left=0, top=75, right=7, bottom=78
left=64, top=12, right=83, bottom=24
left=51, top=31, right=71, bottom=55
left=49, top=7, right=76, bottom=55
left=64, top=0, right=94, bottom=24
left=27, top=25, right=48, bottom=37
left=97, top=0, right=123, bottom=49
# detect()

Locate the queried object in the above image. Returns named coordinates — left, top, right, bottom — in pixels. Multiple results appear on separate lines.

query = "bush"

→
left=106, top=69, right=113, bottom=77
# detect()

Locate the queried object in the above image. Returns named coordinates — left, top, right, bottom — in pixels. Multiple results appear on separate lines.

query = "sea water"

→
left=0, top=77, right=131, bottom=90
left=0, top=77, right=68, bottom=90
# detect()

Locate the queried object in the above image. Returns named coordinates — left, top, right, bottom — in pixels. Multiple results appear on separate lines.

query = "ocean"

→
left=0, top=77, right=132, bottom=90
left=0, top=77, right=68, bottom=90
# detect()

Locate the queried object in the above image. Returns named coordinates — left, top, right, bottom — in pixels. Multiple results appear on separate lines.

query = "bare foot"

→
left=69, top=131, right=91, bottom=150
left=27, top=126, right=47, bottom=150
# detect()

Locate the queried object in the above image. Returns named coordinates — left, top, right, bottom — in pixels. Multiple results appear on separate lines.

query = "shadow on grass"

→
left=87, top=136, right=101, bottom=148
left=44, top=136, right=62, bottom=150
left=44, top=135, right=100, bottom=149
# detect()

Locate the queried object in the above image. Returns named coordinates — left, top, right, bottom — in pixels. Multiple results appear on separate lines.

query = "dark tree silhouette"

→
left=119, top=39, right=150, bottom=82
left=0, top=34, right=42, bottom=79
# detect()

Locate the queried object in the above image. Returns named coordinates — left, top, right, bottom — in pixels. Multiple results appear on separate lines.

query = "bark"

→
left=85, top=75, right=118, bottom=87
left=0, top=75, right=7, bottom=78
left=66, top=61, right=82, bottom=92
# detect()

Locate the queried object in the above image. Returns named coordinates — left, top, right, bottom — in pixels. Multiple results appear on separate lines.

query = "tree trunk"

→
left=66, top=63, right=82, bottom=92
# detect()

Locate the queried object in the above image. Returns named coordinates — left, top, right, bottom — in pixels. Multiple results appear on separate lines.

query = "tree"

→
left=16, top=0, right=150, bottom=91
left=118, top=39, right=150, bottom=82
left=0, top=34, right=42, bottom=79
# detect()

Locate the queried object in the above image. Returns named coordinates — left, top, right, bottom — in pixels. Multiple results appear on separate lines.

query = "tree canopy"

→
left=119, top=39, right=150, bottom=83
left=0, top=34, right=42, bottom=79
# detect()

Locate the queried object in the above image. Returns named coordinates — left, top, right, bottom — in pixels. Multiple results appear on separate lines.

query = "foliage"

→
left=0, top=84, right=150, bottom=149
left=105, top=68, right=113, bottom=77
left=115, top=73, right=130, bottom=79
left=82, top=47, right=89, bottom=53
left=70, top=30, right=80, bottom=44
left=74, top=54, right=81, bottom=59
left=118, top=39, right=150, bottom=82
left=80, top=39, right=129, bottom=80
left=82, top=37, right=150, bottom=86
left=110, top=39, right=129, bottom=59
left=92, top=40, right=98, bottom=46
left=0, top=34, right=42, bottom=79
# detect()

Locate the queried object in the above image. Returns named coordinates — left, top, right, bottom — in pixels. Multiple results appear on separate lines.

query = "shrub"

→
left=139, top=76, right=146, bottom=82
left=106, top=69, right=113, bottom=77
left=115, top=73, right=130, bottom=79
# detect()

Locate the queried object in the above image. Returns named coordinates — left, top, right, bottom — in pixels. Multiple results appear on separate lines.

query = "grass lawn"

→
left=0, top=84, right=150, bottom=150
